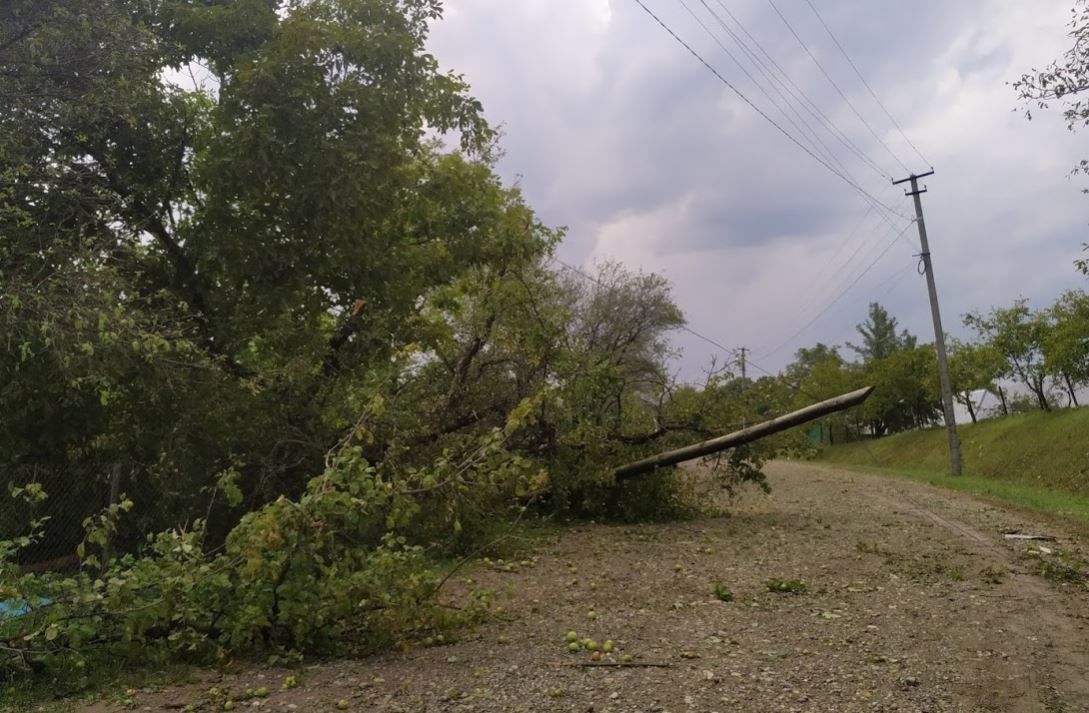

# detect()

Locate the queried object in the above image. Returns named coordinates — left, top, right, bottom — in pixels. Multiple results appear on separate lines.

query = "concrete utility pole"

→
left=615, top=387, right=875, bottom=479
left=893, top=170, right=962, bottom=476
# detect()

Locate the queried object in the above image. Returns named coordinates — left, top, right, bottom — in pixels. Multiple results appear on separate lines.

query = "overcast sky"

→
left=428, top=0, right=1088, bottom=382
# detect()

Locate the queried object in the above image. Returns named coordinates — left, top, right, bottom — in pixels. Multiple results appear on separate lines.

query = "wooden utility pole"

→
left=737, top=347, right=747, bottom=381
left=614, top=386, right=874, bottom=479
left=893, top=170, right=962, bottom=476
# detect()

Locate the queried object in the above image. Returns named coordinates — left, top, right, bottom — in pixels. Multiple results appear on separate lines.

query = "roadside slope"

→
left=79, top=462, right=1089, bottom=713
left=818, top=407, right=1089, bottom=492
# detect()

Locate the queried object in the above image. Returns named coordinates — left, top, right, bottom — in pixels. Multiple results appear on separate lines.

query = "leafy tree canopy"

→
left=846, top=302, right=917, bottom=363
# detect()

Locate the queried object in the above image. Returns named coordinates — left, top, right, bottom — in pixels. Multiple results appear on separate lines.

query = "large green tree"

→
left=965, top=300, right=1055, bottom=411
left=859, top=345, right=939, bottom=436
left=0, top=0, right=553, bottom=548
left=847, top=302, right=917, bottom=363
left=947, top=339, right=1007, bottom=423
left=1042, top=289, right=1089, bottom=406
left=784, top=344, right=859, bottom=444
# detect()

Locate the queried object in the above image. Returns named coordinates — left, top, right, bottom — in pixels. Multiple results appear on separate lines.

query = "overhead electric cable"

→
left=778, top=215, right=904, bottom=339
left=764, top=0, right=910, bottom=174
left=630, top=0, right=908, bottom=220
left=802, top=0, right=930, bottom=167
left=685, top=0, right=868, bottom=184
left=706, top=0, right=892, bottom=182
left=757, top=220, right=916, bottom=359
left=551, top=257, right=849, bottom=405
left=551, top=256, right=737, bottom=360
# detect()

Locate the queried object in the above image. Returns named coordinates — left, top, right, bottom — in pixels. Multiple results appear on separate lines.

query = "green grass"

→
left=815, top=407, right=1089, bottom=524
left=819, top=461, right=1089, bottom=522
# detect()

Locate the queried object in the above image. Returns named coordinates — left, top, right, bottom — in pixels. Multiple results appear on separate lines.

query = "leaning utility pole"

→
left=893, top=170, right=962, bottom=476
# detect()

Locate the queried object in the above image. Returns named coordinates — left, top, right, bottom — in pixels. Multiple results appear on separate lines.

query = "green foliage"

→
left=818, top=406, right=1089, bottom=493
left=0, top=422, right=531, bottom=681
left=965, top=300, right=1055, bottom=411
left=1, top=0, right=778, bottom=692
left=858, top=345, right=940, bottom=436
left=0, top=0, right=522, bottom=554
left=765, top=578, right=807, bottom=595
left=712, top=582, right=734, bottom=602
left=1042, top=290, right=1089, bottom=398
left=947, top=339, right=1006, bottom=423
left=1036, top=552, right=1088, bottom=585
left=847, top=303, right=917, bottom=363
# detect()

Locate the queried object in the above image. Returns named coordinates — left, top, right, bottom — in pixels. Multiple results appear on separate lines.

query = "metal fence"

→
left=1, top=464, right=120, bottom=572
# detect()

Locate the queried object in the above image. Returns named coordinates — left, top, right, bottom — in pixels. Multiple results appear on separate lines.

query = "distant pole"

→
left=893, top=170, right=962, bottom=476
left=737, top=347, right=748, bottom=427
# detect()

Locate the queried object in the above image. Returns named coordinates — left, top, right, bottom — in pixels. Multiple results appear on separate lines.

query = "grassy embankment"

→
left=815, top=407, right=1089, bottom=522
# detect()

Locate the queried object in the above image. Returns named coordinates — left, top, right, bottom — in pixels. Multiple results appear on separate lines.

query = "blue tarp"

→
left=0, top=597, right=50, bottom=620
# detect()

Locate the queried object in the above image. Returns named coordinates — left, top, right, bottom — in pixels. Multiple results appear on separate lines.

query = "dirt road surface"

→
left=85, top=462, right=1089, bottom=713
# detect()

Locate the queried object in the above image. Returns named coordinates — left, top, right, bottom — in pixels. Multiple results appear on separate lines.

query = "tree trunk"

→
left=963, top=392, right=977, bottom=424
left=1064, top=372, right=1080, bottom=407
left=1033, top=380, right=1051, bottom=412
left=996, top=385, right=1009, bottom=416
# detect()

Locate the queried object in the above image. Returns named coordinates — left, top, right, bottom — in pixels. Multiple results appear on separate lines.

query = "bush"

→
left=0, top=428, right=523, bottom=683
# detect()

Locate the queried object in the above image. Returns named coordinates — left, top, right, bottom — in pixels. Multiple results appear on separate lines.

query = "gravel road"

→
left=85, top=461, right=1089, bottom=713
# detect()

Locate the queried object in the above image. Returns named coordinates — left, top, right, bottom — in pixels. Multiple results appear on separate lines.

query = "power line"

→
left=764, top=0, right=910, bottom=175
left=687, top=0, right=910, bottom=231
left=802, top=0, right=930, bottom=167
left=872, top=261, right=915, bottom=302
left=788, top=184, right=908, bottom=314
left=770, top=208, right=907, bottom=349
left=550, top=257, right=845, bottom=406
left=757, top=219, right=916, bottom=359
left=685, top=0, right=870, bottom=185
left=735, top=352, right=829, bottom=403
left=707, top=0, right=893, bottom=182
left=550, top=256, right=740, bottom=359
left=630, top=0, right=908, bottom=220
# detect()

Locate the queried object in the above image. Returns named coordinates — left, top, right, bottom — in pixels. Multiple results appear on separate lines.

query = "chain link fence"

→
left=2, top=464, right=122, bottom=572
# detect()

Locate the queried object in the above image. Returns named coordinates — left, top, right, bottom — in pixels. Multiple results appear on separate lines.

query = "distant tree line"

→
left=780, top=290, right=1089, bottom=444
